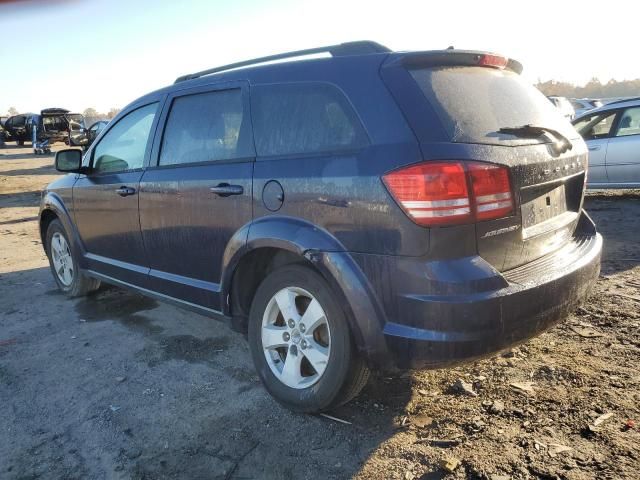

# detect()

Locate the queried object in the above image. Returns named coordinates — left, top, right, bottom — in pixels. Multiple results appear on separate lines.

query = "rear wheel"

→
left=45, top=219, right=100, bottom=297
left=248, top=264, right=369, bottom=412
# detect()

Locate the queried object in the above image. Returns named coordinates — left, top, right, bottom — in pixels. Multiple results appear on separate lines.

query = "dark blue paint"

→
left=40, top=47, right=602, bottom=371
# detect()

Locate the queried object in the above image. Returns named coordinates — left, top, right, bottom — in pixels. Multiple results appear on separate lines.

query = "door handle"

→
left=115, top=186, right=136, bottom=197
left=209, top=183, right=244, bottom=197
left=588, top=145, right=601, bottom=151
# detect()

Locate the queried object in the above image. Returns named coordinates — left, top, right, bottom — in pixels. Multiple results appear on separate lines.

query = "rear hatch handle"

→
left=498, top=124, right=573, bottom=155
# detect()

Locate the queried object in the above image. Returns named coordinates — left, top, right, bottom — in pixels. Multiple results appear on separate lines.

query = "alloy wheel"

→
left=261, top=286, right=331, bottom=389
left=51, top=232, right=74, bottom=287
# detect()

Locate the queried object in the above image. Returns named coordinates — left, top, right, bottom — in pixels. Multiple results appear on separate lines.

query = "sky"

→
left=1, top=0, right=638, bottom=114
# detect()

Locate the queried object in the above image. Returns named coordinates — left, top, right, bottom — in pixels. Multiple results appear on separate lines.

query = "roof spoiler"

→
left=174, top=41, right=391, bottom=83
left=388, top=50, right=523, bottom=75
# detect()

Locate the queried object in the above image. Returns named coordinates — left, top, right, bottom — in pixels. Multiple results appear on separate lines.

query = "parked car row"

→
left=546, top=96, right=607, bottom=120
left=570, top=98, right=603, bottom=117
left=0, top=109, right=108, bottom=152
left=572, top=97, right=640, bottom=188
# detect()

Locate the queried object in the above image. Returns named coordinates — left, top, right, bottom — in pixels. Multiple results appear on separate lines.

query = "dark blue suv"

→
left=40, top=41, right=602, bottom=412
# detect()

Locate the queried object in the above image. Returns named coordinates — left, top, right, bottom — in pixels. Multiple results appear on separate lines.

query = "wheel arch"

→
left=221, top=216, right=389, bottom=366
left=39, top=192, right=85, bottom=263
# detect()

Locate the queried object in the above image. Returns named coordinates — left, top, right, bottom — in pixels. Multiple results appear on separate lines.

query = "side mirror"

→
left=55, top=149, right=83, bottom=173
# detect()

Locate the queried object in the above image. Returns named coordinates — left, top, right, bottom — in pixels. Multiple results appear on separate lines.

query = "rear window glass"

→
left=251, top=83, right=368, bottom=157
left=410, top=67, right=578, bottom=145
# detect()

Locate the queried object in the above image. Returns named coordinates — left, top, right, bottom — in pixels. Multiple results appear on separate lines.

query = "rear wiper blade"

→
left=498, top=124, right=573, bottom=154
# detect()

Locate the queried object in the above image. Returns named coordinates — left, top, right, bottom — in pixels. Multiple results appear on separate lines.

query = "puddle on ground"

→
left=74, top=289, right=162, bottom=335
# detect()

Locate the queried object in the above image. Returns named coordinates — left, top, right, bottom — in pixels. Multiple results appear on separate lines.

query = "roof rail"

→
left=605, top=96, right=640, bottom=106
left=174, top=41, right=390, bottom=83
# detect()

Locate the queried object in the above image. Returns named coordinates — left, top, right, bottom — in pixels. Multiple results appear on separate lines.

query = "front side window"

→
left=92, top=103, right=157, bottom=174
left=615, top=107, right=640, bottom=137
left=251, top=83, right=368, bottom=157
left=573, top=111, right=618, bottom=140
left=159, top=89, right=252, bottom=166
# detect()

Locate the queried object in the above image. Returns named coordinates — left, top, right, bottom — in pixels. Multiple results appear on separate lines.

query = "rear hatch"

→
left=381, top=51, right=587, bottom=271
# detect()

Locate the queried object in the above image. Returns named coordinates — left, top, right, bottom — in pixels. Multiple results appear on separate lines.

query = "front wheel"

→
left=248, top=264, right=369, bottom=412
left=45, top=219, right=100, bottom=297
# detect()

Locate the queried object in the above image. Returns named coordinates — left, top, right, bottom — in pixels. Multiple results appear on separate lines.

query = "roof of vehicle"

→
left=127, top=41, right=523, bottom=111
left=573, top=97, right=640, bottom=122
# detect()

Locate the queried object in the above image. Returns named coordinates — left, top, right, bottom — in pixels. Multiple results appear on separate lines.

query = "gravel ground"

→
left=1, top=145, right=639, bottom=480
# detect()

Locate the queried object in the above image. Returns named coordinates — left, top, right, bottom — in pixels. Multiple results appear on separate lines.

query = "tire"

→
left=248, top=264, right=369, bottom=412
left=18, top=140, right=24, bottom=146
left=45, top=219, right=100, bottom=297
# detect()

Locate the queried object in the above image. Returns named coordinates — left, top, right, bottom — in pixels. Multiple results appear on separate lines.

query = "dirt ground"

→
left=1, top=144, right=639, bottom=480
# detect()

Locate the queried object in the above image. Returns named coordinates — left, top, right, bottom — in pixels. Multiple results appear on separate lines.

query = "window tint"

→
left=573, top=111, right=617, bottom=140
left=159, top=89, right=252, bottom=166
left=93, top=103, right=157, bottom=174
left=251, top=83, right=368, bottom=156
left=615, top=107, right=640, bottom=137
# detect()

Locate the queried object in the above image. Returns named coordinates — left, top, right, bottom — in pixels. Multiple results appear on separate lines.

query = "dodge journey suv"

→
left=40, top=41, right=602, bottom=412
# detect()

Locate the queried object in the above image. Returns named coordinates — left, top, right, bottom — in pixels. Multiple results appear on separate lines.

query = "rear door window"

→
left=614, top=107, right=640, bottom=137
left=159, top=89, right=253, bottom=166
left=251, top=83, right=368, bottom=157
left=409, top=67, right=577, bottom=145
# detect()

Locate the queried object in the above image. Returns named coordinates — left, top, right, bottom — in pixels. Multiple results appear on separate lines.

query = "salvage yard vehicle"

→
left=40, top=41, right=602, bottom=412
left=3, top=113, right=29, bottom=145
left=84, top=120, right=109, bottom=147
left=3, top=108, right=86, bottom=148
left=572, top=97, right=640, bottom=188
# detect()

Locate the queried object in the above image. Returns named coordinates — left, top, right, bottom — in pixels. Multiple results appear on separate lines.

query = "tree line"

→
left=535, top=78, right=640, bottom=99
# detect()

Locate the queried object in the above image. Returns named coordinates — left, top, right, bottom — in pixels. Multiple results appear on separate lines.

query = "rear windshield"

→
left=410, top=67, right=578, bottom=145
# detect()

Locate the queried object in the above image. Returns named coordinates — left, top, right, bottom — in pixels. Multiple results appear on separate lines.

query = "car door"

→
left=605, top=106, right=640, bottom=185
left=72, top=101, right=160, bottom=286
left=138, top=82, right=254, bottom=311
left=573, top=110, right=619, bottom=187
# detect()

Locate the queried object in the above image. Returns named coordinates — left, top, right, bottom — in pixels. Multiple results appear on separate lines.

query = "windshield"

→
left=410, top=66, right=578, bottom=146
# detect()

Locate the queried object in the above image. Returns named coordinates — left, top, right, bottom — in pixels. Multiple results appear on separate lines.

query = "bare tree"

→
left=83, top=108, right=99, bottom=119
left=107, top=108, right=121, bottom=119
left=8, top=107, right=18, bottom=116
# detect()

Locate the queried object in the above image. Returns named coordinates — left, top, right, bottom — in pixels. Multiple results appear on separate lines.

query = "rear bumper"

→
left=350, top=210, right=602, bottom=370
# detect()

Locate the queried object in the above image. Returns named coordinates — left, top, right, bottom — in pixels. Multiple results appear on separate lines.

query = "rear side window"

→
left=615, top=107, right=640, bottom=137
left=251, top=83, right=368, bottom=157
left=159, top=89, right=253, bottom=166
left=409, top=67, right=577, bottom=145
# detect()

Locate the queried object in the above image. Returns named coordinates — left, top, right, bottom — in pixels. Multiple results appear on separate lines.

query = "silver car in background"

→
left=547, top=95, right=575, bottom=119
left=573, top=97, right=640, bottom=188
left=570, top=98, right=603, bottom=117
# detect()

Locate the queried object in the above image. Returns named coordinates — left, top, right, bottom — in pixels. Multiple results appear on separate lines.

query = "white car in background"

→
left=572, top=97, right=640, bottom=188
left=570, top=98, right=603, bottom=117
left=547, top=96, right=575, bottom=119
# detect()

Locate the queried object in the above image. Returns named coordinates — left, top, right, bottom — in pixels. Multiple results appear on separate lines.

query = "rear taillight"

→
left=383, top=161, right=514, bottom=227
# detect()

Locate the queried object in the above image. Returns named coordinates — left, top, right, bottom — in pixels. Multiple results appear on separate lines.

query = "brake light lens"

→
left=478, top=54, right=509, bottom=69
left=468, top=163, right=514, bottom=220
left=383, top=161, right=514, bottom=226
